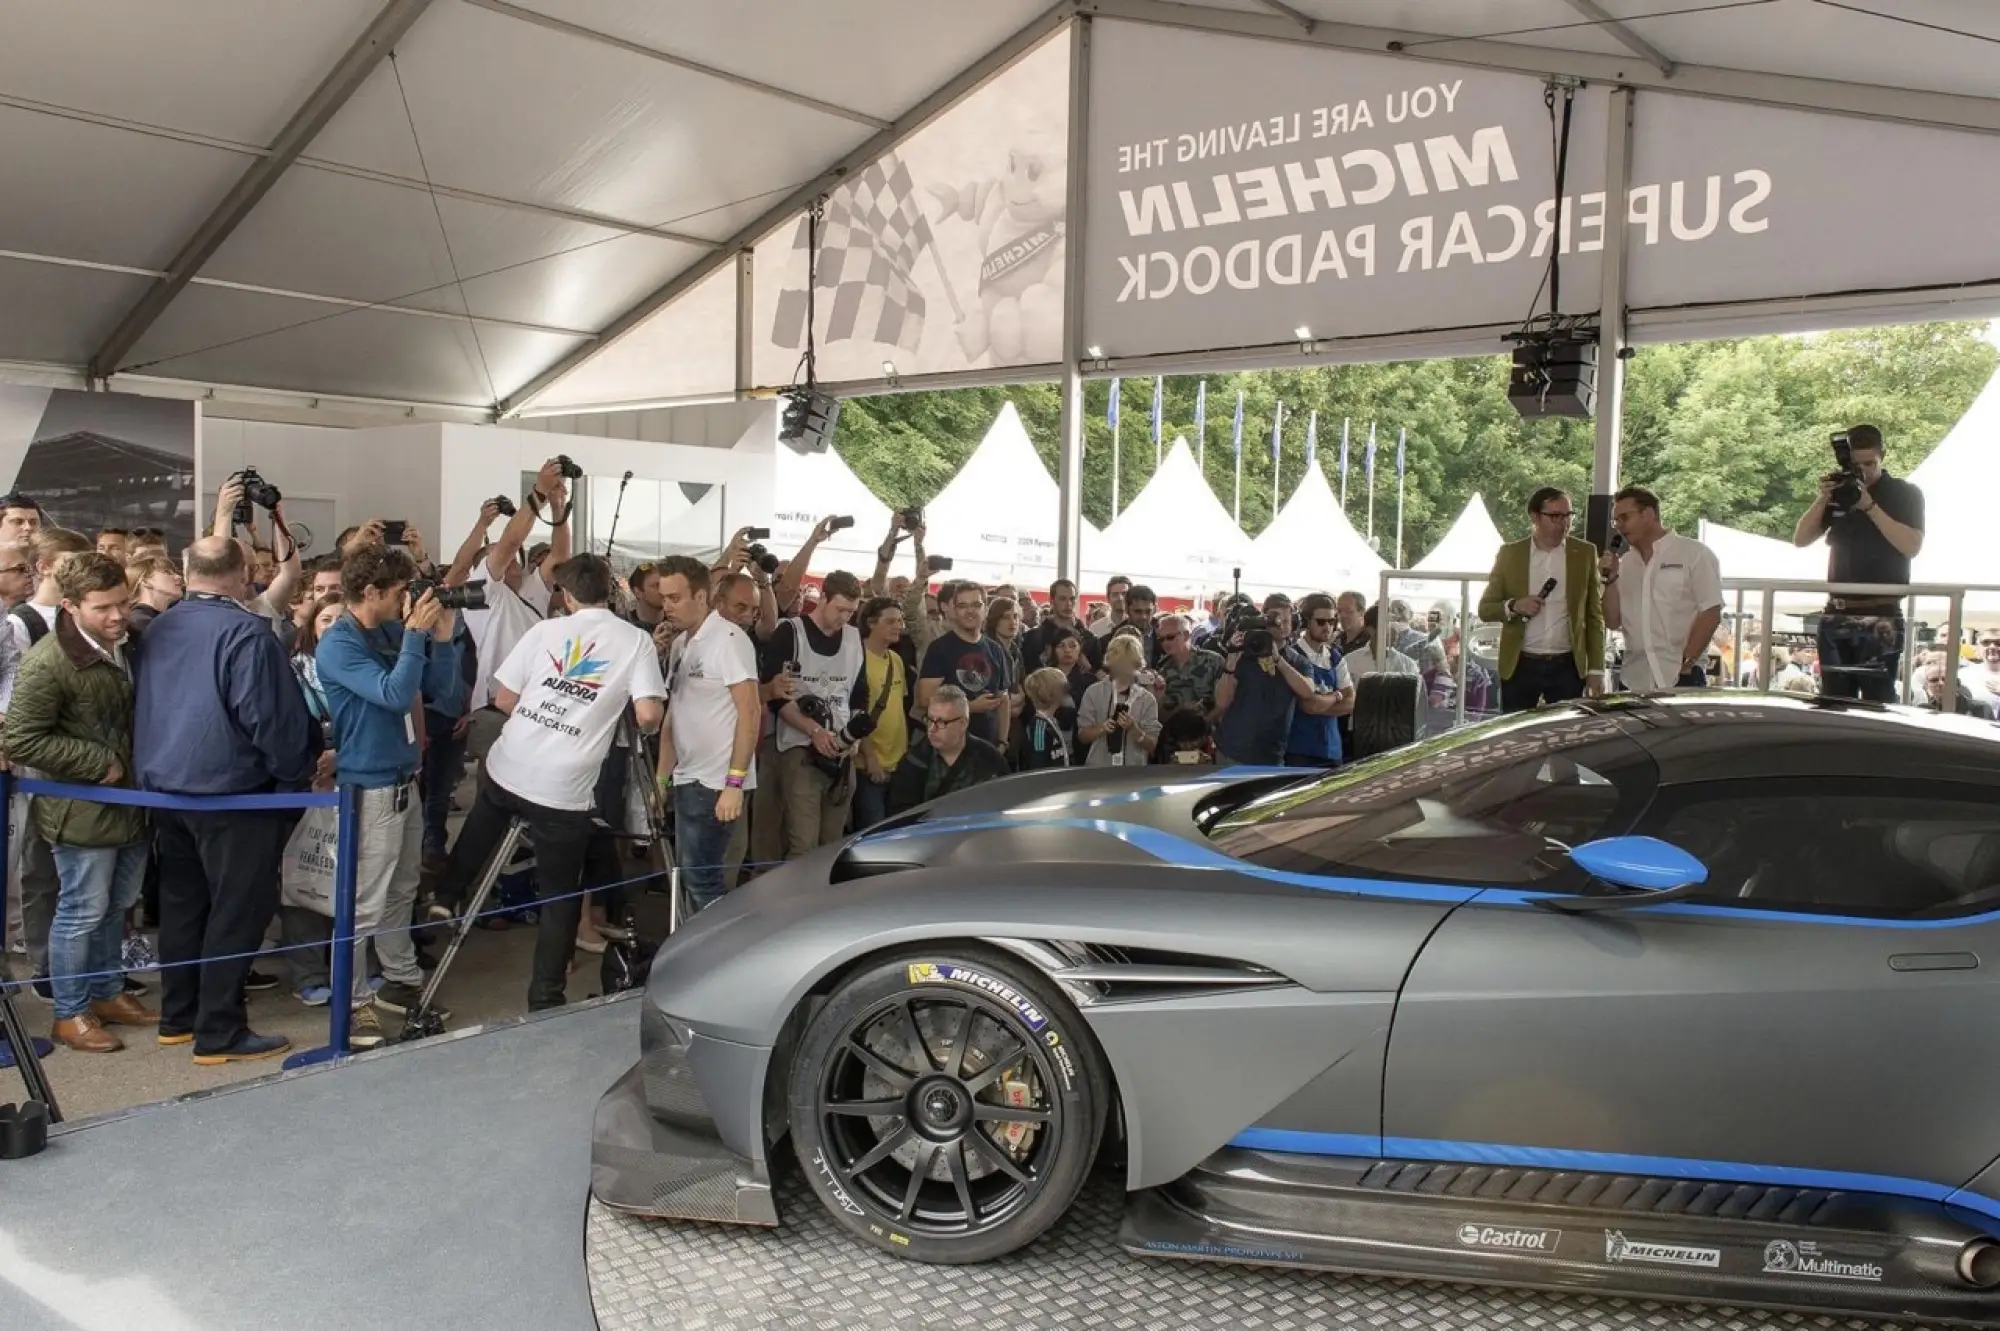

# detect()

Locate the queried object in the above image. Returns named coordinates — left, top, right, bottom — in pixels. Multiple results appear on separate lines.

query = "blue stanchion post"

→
left=0, top=766, right=11, bottom=964
left=285, top=784, right=360, bottom=1070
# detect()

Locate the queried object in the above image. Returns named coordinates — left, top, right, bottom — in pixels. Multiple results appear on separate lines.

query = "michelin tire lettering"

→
left=907, top=963, right=1050, bottom=1032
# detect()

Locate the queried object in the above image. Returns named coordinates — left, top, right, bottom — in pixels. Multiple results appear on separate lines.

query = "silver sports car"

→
left=593, top=693, right=2000, bottom=1325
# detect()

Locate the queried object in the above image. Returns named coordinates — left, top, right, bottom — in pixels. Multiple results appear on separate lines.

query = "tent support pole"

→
left=1587, top=86, right=1634, bottom=553
left=734, top=251, right=754, bottom=399
left=1056, top=16, right=1091, bottom=584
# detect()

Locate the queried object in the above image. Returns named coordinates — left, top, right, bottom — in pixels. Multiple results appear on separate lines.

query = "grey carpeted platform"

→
left=0, top=993, right=638, bottom=1331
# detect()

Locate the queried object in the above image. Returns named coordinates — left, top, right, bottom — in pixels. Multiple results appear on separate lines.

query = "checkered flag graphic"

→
left=771, top=154, right=935, bottom=354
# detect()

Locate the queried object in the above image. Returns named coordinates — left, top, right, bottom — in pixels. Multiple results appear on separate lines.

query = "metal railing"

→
left=1373, top=569, right=2000, bottom=723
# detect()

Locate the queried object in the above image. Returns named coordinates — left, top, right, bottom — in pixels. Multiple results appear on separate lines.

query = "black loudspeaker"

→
left=1508, top=338, right=1598, bottom=419
left=779, top=389, right=841, bottom=455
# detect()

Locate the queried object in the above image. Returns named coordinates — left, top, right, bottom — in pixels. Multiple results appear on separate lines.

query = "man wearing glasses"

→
left=1478, top=487, right=1606, bottom=713
left=888, top=685, right=1008, bottom=815
left=1151, top=613, right=1223, bottom=719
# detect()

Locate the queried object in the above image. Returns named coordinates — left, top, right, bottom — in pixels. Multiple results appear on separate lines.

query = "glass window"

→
left=1206, top=708, right=1656, bottom=885
left=1646, top=781, right=2000, bottom=919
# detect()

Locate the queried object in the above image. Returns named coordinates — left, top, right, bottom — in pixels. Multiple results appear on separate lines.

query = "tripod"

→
left=400, top=817, right=528, bottom=1041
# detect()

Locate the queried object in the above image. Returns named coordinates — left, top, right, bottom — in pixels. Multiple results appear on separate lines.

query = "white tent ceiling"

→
left=3, top=0, right=1999, bottom=421
left=1089, top=435, right=1252, bottom=597
left=1243, top=464, right=1385, bottom=596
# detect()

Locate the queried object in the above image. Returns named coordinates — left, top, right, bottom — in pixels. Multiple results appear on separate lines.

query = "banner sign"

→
left=1085, top=20, right=1612, bottom=357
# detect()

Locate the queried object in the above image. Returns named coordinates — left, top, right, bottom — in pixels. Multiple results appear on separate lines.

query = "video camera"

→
left=232, top=467, right=282, bottom=529
left=794, top=694, right=877, bottom=778
left=1223, top=601, right=1275, bottom=657
left=409, top=577, right=487, bottom=613
left=1825, top=432, right=1864, bottom=518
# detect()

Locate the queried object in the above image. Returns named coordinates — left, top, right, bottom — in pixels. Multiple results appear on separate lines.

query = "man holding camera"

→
left=434, top=555, right=662, bottom=1010
left=763, top=569, right=869, bottom=858
left=315, top=547, right=464, bottom=1018
left=1791, top=424, right=1924, bottom=703
left=1212, top=605, right=1333, bottom=767
left=1479, top=487, right=1606, bottom=712
left=447, top=461, right=572, bottom=732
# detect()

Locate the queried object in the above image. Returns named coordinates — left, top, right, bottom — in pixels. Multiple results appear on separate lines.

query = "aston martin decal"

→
left=908, top=963, right=1051, bottom=1032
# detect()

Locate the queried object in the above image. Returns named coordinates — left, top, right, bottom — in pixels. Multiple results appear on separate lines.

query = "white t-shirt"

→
left=669, top=612, right=759, bottom=792
left=485, top=607, right=665, bottom=812
left=1522, top=541, right=1571, bottom=657
left=467, top=568, right=552, bottom=711
left=1616, top=532, right=1723, bottom=691
left=0, top=601, right=56, bottom=714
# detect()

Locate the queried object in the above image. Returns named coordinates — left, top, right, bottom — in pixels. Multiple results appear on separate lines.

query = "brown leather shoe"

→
left=53, top=1015, right=124, bottom=1053
left=91, top=993, right=161, bottom=1027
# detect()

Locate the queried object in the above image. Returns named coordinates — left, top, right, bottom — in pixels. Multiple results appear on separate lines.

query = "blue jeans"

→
left=49, top=841, right=148, bottom=1020
left=421, top=709, right=468, bottom=859
left=851, top=775, right=892, bottom=833
left=673, top=783, right=734, bottom=912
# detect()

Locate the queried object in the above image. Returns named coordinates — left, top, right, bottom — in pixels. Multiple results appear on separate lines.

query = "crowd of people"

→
left=0, top=421, right=1956, bottom=1066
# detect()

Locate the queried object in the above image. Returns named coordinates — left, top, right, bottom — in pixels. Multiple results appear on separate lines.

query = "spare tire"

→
left=1351, top=672, right=1420, bottom=758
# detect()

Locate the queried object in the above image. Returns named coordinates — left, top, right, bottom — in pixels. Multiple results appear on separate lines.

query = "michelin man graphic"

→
left=926, top=137, right=1066, bottom=367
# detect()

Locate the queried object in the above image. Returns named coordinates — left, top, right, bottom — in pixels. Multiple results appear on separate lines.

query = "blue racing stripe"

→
left=1223, top=1128, right=2000, bottom=1228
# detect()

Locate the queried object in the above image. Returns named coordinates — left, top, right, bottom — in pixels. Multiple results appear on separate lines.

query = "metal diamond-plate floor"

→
left=585, top=1167, right=1950, bottom=1331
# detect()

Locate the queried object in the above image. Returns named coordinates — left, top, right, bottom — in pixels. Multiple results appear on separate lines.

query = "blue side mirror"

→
left=1570, top=836, right=1709, bottom=892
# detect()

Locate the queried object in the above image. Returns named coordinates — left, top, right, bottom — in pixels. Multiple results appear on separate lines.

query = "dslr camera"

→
left=1824, top=432, right=1865, bottom=518
left=744, top=542, right=781, bottom=576
left=897, top=506, right=924, bottom=529
left=554, top=454, right=584, bottom=482
left=232, top=467, right=282, bottom=528
left=490, top=495, right=517, bottom=518
left=794, top=694, right=877, bottom=778
left=409, top=577, right=487, bottom=613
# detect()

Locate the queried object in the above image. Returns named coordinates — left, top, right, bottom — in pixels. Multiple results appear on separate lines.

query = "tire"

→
left=1351, top=672, right=1420, bottom=757
left=788, top=944, right=1108, bottom=1263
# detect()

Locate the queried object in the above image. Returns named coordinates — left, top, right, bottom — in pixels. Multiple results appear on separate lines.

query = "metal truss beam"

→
left=1561, top=0, right=1675, bottom=77
left=88, top=0, right=438, bottom=380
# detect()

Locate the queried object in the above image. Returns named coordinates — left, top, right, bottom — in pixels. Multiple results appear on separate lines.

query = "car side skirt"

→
left=1121, top=1147, right=2000, bottom=1325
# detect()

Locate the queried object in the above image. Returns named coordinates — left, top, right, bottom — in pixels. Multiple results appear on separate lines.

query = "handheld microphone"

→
left=1539, top=577, right=1558, bottom=599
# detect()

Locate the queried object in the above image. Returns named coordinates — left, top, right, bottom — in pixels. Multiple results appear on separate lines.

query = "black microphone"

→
left=1539, top=577, right=1558, bottom=599
left=621, top=469, right=634, bottom=483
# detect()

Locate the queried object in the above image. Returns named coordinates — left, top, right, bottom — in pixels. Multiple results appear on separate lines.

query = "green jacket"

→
left=5, top=611, right=144, bottom=847
left=1477, top=536, right=1607, bottom=682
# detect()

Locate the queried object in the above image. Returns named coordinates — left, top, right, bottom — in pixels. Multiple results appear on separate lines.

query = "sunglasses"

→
left=1156, top=632, right=1180, bottom=645
left=1310, top=616, right=1336, bottom=627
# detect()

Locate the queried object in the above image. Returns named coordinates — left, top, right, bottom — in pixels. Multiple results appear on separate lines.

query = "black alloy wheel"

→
left=789, top=947, right=1107, bottom=1263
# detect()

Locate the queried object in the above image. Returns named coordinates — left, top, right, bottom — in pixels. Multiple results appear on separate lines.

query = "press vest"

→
left=774, top=616, right=864, bottom=754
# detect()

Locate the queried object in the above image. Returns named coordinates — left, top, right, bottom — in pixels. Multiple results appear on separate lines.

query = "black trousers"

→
left=1817, top=612, right=1903, bottom=704
left=155, top=808, right=293, bottom=1051
left=1501, top=653, right=1586, bottom=713
left=440, top=771, right=596, bottom=1012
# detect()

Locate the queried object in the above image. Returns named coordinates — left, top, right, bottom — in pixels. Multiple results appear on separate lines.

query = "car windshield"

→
left=1206, top=708, right=1657, bottom=886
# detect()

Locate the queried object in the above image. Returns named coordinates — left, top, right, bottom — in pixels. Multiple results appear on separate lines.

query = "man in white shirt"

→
left=1601, top=486, right=1725, bottom=692
left=654, top=558, right=760, bottom=912
left=430, top=554, right=661, bottom=1010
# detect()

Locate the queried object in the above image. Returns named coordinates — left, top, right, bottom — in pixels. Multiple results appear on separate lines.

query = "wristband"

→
left=724, top=775, right=745, bottom=789
left=727, top=767, right=749, bottom=778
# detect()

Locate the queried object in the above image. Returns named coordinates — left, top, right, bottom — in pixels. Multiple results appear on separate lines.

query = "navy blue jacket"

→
left=134, top=593, right=321, bottom=795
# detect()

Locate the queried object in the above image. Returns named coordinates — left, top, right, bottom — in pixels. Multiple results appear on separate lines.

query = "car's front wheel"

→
left=788, top=945, right=1107, bottom=1263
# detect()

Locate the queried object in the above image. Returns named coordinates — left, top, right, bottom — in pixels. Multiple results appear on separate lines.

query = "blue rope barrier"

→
left=12, top=778, right=337, bottom=812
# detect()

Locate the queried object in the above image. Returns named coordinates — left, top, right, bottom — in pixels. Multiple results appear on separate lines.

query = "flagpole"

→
left=1339, top=417, right=1350, bottom=509
left=1113, top=413, right=1121, bottom=517
left=1273, top=407, right=1283, bottom=502
left=1233, top=435, right=1243, bottom=526
left=1366, top=423, right=1377, bottom=543
left=1395, top=427, right=1407, bottom=567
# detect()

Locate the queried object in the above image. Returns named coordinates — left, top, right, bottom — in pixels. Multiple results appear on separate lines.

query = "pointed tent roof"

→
left=924, top=400, right=1097, bottom=586
left=772, top=442, right=895, bottom=575
left=1242, top=464, right=1385, bottom=595
left=1086, top=436, right=1250, bottom=598
left=1415, top=494, right=1506, bottom=574
left=1911, top=365, right=2000, bottom=589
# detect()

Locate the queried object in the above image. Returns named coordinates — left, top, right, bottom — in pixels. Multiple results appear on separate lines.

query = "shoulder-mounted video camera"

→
left=1825, top=432, right=1865, bottom=519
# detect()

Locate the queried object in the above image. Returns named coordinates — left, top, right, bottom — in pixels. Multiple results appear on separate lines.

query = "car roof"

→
left=1584, top=692, right=2000, bottom=784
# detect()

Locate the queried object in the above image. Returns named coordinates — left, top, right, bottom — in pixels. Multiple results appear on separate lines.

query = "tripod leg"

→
left=0, top=991, right=59, bottom=1122
left=402, top=818, right=527, bottom=1039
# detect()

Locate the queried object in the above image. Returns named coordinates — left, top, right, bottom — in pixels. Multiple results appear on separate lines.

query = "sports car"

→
left=593, top=692, right=2000, bottom=1325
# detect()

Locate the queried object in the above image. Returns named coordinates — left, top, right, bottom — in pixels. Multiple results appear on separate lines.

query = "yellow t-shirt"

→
left=864, top=649, right=908, bottom=770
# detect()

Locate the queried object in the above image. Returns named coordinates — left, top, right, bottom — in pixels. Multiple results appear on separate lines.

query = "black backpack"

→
left=9, top=604, right=49, bottom=647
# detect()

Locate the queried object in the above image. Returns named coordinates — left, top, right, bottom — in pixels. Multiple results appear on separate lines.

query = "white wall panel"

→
left=199, top=419, right=443, bottom=556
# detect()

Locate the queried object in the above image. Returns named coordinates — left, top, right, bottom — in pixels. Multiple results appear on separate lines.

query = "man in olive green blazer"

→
left=1477, top=487, right=1606, bottom=712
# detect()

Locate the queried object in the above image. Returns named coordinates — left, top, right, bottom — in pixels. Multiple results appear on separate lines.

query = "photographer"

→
left=762, top=569, right=868, bottom=858
left=433, top=555, right=662, bottom=1010
left=315, top=547, right=464, bottom=1019
left=210, top=475, right=301, bottom=629
left=1791, top=424, right=1924, bottom=702
left=445, top=462, right=571, bottom=745
left=1078, top=633, right=1162, bottom=767
left=868, top=514, right=937, bottom=669
left=1211, top=604, right=1329, bottom=767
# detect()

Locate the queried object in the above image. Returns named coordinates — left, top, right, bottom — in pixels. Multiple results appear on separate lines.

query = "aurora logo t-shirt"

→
left=485, top=608, right=665, bottom=811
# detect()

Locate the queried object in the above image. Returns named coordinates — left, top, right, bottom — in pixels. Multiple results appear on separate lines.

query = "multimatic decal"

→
left=1044, top=1029, right=1077, bottom=1090
left=812, top=1149, right=863, bottom=1215
left=1604, top=1231, right=1721, bottom=1269
left=906, top=963, right=1050, bottom=1032
left=1457, top=1223, right=1560, bottom=1252
left=1143, top=1240, right=1307, bottom=1263
left=1763, top=1239, right=1884, bottom=1283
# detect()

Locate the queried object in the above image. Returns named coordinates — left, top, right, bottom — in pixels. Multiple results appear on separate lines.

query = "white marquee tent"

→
left=1910, top=366, right=2000, bottom=597
left=1242, top=464, right=1384, bottom=597
left=1389, top=493, right=1508, bottom=606
left=772, top=439, right=895, bottom=575
left=1087, top=436, right=1249, bottom=599
left=922, top=400, right=1099, bottom=587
